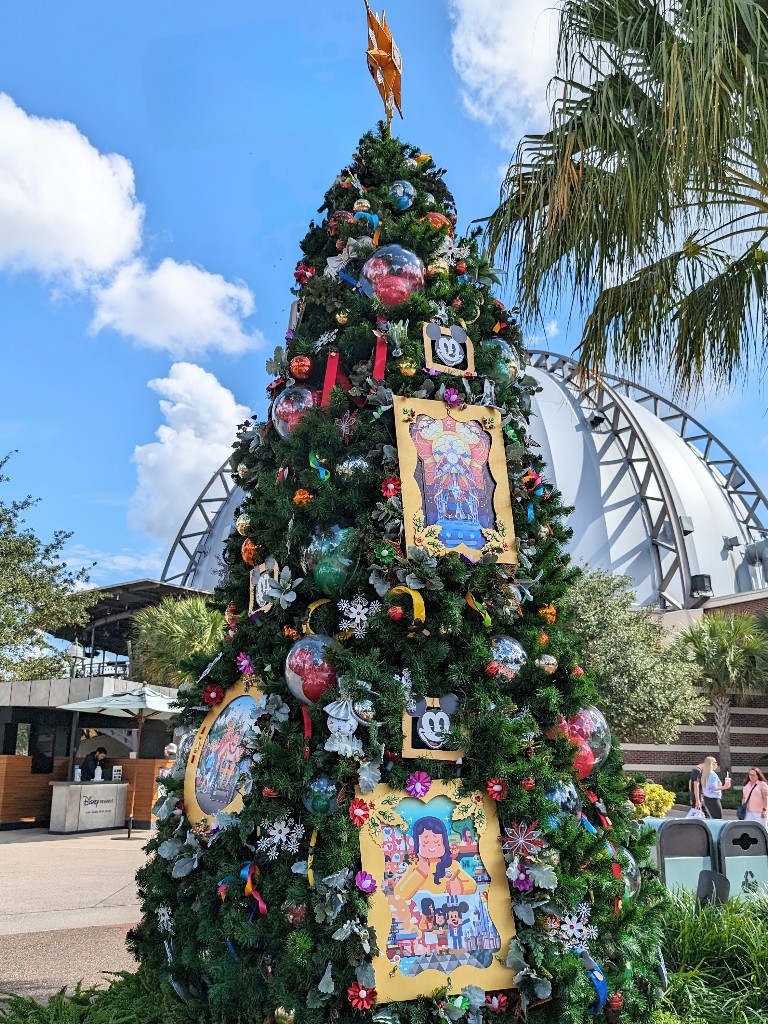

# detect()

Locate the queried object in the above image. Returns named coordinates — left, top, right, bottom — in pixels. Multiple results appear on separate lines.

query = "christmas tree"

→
left=132, top=126, right=665, bottom=1024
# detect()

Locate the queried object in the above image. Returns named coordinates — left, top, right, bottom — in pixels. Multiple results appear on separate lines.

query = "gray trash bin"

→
left=717, top=821, right=768, bottom=897
left=654, top=819, right=716, bottom=894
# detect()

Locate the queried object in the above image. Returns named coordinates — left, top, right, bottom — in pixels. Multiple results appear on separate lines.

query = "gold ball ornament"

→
left=425, top=258, right=450, bottom=279
left=335, top=310, right=349, bottom=325
left=353, top=198, right=371, bottom=213
left=236, top=513, right=251, bottom=536
left=273, top=1010, right=296, bottom=1024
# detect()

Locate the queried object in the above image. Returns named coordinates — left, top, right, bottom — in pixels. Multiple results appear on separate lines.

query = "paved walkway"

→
left=0, top=827, right=151, bottom=1001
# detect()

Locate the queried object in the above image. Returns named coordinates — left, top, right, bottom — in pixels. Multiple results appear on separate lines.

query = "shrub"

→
left=636, top=782, right=676, bottom=819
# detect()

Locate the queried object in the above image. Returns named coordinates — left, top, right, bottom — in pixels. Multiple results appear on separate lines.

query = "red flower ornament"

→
left=487, top=777, right=507, bottom=801
left=293, top=263, right=315, bottom=285
left=348, top=798, right=370, bottom=827
left=485, top=994, right=508, bottom=1013
left=381, top=476, right=402, bottom=498
left=348, top=981, right=377, bottom=1010
left=203, top=683, right=225, bottom=706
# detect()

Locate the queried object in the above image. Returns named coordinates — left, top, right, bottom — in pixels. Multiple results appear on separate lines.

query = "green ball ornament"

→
left=314, top=554, right=353, bottom=597
left=482, top=338, right=520, bottom=385
left=302, top=775, right=339, bottom=815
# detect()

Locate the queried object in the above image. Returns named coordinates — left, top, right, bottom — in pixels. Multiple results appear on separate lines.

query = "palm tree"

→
left=131, top=595, right=224, bottom=688
left=485, top=0, right=768, bottom=395
left=677, top=612, right=768, bottom=770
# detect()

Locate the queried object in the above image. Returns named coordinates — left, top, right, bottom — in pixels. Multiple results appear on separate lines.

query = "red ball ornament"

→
left=289, top=355, right=313, bottom=380
left=374, top=275, right=413, bottom=306
left=387, top=605, right=404, bottom=621
left=629, top=786, right=646, bottom=806
left=420, top=212, right=454, bottom=236
left=521, top=777, right=536, bottom=791
left=573, top=741, right=596, bottom=780
left=608, top=993, right=625, bottom=1010
left=284, top=635, right=338, bottom=705
left=571, top=665, right=585, bottom=676
left=484, top=659, right=500, bottom=677
left=539, top=630, right=549, bottom=646
left=455, top=260, right=467, bottom=274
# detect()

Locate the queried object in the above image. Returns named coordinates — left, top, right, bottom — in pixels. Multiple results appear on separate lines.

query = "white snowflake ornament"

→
left=257, top=817, right=305, bottom=860
left=338, top=595, right=381, bottom=638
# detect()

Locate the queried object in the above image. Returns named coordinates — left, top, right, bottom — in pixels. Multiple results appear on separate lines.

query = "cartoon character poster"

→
left=184, top=680, right=260, bottom=831
left=402, top=694, right=462, bottom=761
left=393, top=397, right=517, bottom=565
left=358, top=781, right=515, bottom=1002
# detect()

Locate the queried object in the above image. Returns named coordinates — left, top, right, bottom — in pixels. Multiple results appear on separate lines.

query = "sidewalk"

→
left=0, top=827, right=151, bottom=1001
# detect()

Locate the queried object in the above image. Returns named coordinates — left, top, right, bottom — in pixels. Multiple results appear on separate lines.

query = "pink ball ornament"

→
left=573, top=741, right=596, bottom=780
left=285, top=635, right=338, bottom=705
left=271, top=386, right=315, bottom=439
left=567, top=706, right=611, bottom=771
left=360, top=245, right=425, bottom=307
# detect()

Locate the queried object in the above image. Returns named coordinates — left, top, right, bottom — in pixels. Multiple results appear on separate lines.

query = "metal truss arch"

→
left=527, top=351, right=768, bottom=609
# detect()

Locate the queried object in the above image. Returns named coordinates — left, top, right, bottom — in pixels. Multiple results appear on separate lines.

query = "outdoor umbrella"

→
left=59, top=685, right=178, bottom=837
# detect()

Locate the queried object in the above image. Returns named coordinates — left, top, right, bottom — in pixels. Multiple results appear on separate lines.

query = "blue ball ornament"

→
left=389, top=179, right=416, bottom=211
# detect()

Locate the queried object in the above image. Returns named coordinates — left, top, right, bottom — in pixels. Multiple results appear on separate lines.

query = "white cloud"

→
left=91, top=257, right=263, bottom=358
left=0, top=93, right=262, bottom=358
left=446, top=0, right=559, bottom=144
left=129, top=362, right=250, bottom=542
left=64, top=544, right=166, bottom=586
left=0, top=93, right=143, bottom=286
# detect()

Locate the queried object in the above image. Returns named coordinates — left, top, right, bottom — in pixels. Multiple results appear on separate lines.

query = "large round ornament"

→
left=314, top=555, right=354, bottom=598
left=285, top=635, right=338, bottom=705
left=337, top=456, right=370, bottom=477
left=289, top=355, right=313, bottom=381
left=568, top=706, right=612, bottom=771
left=271, top=387, right=315, bottom=439
left=616, top=846, right=641, bottom=898
left=535, top=653, right=558, bottom=675
left=389, top=179, right=416, bottom=211
left=299, top=525, right=357, bottom=573
left=420, top=212, right=454, bottom=235
left=490, top=636, right=528, bottom=680
left=235, top=513, right=251, bottom=536
left=546, top=780, right=583, bottom=821
left=360, top=245, right=425, bottom=307
left=482, top=338, right=520, bottom=385
left=302, top=774, right=339, bottom=815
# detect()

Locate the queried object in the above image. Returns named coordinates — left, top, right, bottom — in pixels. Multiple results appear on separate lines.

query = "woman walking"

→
left=740, top=767, right=768, bottom=827
left=701, top=756, right=731, bottom=818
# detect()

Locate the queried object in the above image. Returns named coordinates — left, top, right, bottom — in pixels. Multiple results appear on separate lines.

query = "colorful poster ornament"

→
left=393, top=396, right=518, bottom=565
left=356, top=780, right=516, bottom=1002
left=184, top=677, right=262, bottom=837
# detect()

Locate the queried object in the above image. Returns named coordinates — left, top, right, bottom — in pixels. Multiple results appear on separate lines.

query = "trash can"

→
left=716, top=821, right=768, bottom=898
left=654, top=819, right=716, bottom=894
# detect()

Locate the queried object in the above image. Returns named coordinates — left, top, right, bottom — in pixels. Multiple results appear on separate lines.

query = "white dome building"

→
left=162, top=350, right=768, bottom=612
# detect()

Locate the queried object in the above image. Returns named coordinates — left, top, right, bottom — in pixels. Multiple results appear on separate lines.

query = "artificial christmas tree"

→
left=132, top=126, right=665, bottom=1024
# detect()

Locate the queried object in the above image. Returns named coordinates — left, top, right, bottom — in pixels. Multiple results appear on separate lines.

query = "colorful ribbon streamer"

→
left=465, top=591, right=492, bottom=628
left=388, top=585, right=427, bottom=637
left=302, top=705, right=312, bottom=762
left=307, top=828, right=318, bottom=888
left=309, top=451, right=329, bottom=481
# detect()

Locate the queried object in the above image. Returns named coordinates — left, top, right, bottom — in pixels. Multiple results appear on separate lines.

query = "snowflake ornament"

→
left=438, top=236, right=472, bottom=265
left=257, top=817, right=305, bottom=860
left=338, top=595, right=381, bottom=638
left=556, top=903, right=596, bottom=951
left=156, top=905, right=173, bottom=935
left=502, top=821, right=546, bottom=859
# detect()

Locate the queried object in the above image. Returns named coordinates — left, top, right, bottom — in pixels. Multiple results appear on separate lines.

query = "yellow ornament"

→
left=353, top=198, right=371, bottom=213
left=236, top=513, right=251, bottom=536
left=426, top=258, right=450, bottom=279
left=335, top=310, right=349, bottom=325
left=397, top=357, right=417, bottom=377
left=292, top=488, right=314, bottom=508
left=537, top=603, right=557, bottom=624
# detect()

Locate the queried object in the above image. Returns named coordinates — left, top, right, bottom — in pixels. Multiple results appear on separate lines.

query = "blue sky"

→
left=0, top=0, right=765, bottom=589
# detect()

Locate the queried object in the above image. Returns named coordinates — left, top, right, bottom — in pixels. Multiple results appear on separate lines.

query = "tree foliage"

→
left=562, top=567, right=704, bottom=741
left=0, top=454, right=94, bottom=680
left=676, top=610, right=768, bottom=769
left=132, top=596, right=225, bottom=688
left=485, top=0, right=768, bottom=395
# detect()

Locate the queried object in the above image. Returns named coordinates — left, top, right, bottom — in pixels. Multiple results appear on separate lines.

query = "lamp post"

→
left=65, top=640, right=85, bottom=678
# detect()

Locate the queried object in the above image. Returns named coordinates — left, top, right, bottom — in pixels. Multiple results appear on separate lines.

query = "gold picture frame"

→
left=393, top=396, right=517, bottom=565
left=401, top=694, right=462, bottom=762
left=357, top=780, right=515, bottom=1002
left=184, top=677, right=261, bottom=836
left=423, top=322, right=476, bottom=377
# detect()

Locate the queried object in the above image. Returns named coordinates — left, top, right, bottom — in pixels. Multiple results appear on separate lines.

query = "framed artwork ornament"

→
left=402, top=693, right=462, bottom=761
left=357, top=780, right=516, bottom=1002
left=393, top=396, right=517, bottom=564
left=184, top=677, right=261, bottom=836
left=423, top=322, right=475, bottom=377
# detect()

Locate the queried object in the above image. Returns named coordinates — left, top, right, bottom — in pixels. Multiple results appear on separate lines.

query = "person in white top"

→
left=701, top=755, right=731, bottom=818
left=740, top=767, right=768, bottom=827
